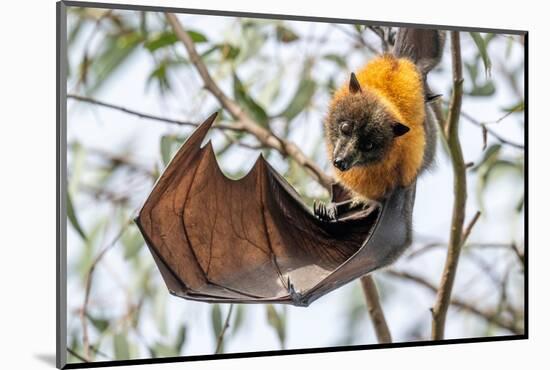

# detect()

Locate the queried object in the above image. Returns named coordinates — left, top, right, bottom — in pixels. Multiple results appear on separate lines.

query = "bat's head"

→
left=324, top=72, right=410, bottom=172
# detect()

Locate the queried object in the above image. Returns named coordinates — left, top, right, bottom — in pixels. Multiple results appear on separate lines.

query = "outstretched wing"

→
left=136, top=112, right=412, bottom=306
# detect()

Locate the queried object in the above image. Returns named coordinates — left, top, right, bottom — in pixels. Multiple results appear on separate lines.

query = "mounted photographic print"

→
left=56, top=1, right=527, bottom=368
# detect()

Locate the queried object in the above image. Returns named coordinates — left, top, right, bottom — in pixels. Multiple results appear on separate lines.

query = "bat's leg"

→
left=313, top=200, right=339, bottom=222
left=287, top=277, right=307, bottom=307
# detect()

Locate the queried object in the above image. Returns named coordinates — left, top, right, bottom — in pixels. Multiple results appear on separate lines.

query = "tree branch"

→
left=386, top=270, right=522, bottom=334
left=165, top=13, right=333, bottom=189
left=80, top=219, right=134, bottom=361
left=67, top=347, right=89, bottom=363
left=431, top=31, right=467, bottom=340
left=215, top=304, right=234, bottom=354
left=360, top=276, right=392, bottom=343
left=67, top=94, right=244, bottom=132
left=458, top=109, right=524, bottom=150
left=461, top=210, right=481, bottom=244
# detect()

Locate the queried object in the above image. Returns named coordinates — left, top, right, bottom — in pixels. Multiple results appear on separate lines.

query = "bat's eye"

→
left=340, top=121, right=353, bottom=135
left=364, top=143, right=373, bottom=150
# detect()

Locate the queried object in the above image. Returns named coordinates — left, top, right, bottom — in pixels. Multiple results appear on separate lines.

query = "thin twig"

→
left=166, top=13, right=333, bottom=189
left=332, top=24, right=380, bottom=54
left=407, top=241, right=522, bottom=260
left=458, top=109, right=524, bottom=149
left=510, top=242, right=525, bottom=267
left=80, top=218, right=134, bottom=360
left=67, top=347, right=89, bottom=363
left=67, top=94, right=244, bottom=132
left=386, top=270, right=521, bottom=334
left=215, top=304, right=234, bottom=354
left=461, top=210, right=482, bottom=244
left=360, top=276, right=392, bottom=343
left=79, top=144, right=156, bottom=179
left=431, top=31, right=467, bottom=340
left=368, top=26, right=390, bottom=52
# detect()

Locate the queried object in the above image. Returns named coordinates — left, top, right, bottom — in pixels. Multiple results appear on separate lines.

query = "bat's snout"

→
left=333, top=157, right=351, bottom=171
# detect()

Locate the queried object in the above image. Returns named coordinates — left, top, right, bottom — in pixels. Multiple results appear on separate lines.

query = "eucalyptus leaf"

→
left=468, top=81, right=496, bottom=97
left=144, top=30, right=208, bottom=53
left=279, top=78, right=316, bottom=121
left=87, top=313, right=110, bottom=332
left=211, top=304, right=222, bottom=338
left=113, top=333, right=130, bottom=360
left=276, top=25, right=299, bottom=43
left=266, top=305, right=286, bottom=348
left=174, top=325, right=187, bottom=353
left=121, top=226, right=143, bottom=260
left=233, top=73, right=269, bottom=127
left=88, top=31, right=143, bottom=94
left=323, top=53, right=347, bottom=69
left=67, top=193, right=86, bottom=240
left=470, top=32, right=493, bottom=77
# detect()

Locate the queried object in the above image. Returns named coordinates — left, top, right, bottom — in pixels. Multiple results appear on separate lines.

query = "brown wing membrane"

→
left=136, top=112, right=413, bottom=306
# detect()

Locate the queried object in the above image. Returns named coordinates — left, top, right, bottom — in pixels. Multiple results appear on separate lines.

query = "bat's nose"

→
left=333, top=158, right=350, bottom=171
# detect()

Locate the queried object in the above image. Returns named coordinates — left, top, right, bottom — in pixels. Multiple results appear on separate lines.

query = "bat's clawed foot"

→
left=313, top=200, right=338, bottom=222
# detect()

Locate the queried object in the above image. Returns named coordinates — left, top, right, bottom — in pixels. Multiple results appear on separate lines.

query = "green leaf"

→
left=146, top=59, right=182, bottom=94
left=233, top=73, right=269, bottom=127
left=160, top=135, right=172, bottom=166
left=468, top=81, right=496, bottom=96
left=121, top=226, right=143, bottom=260
left=88, top=31, right=143, bottom=94
left=211, top=304, right=222, bottom=338
left=151, top=343, right=178, bottom=358
left=502, top=101, right=524, bottom=113
left=323, top=53, right=347, bottom=69
left=266, top=305, right=286, bottom=349
left=86, top=313, right=109, bottom=332
left=113, top=333, right=130, bottom=360
left=188, top=30, right=209, bottom=43
left=201, top=43, right=240, bottom=61
left=279, top=78, right=316, bottom=121
left=145, top=30, right=208, bottom=52
left=275, top=25, right=299, bottom=43
left=470, top=32, right=493, bottom=77
left=67, top=193, right=86, bottom=240
left=159, top=134, right=188, bottom=167
left=144, top=32, right=178, bottom=52
left=232, top=305, right=245, bottom=335
left=476, top=157, right=523, bottom=211
left=154, top=289, right=168, bottom=336
left=174, top=325, right=187, bottom=353
left=68, top=17, right=84, bottom=46
left=471, top=143, right=502, bottom=171
left=465, top=61, right=479, bottom=85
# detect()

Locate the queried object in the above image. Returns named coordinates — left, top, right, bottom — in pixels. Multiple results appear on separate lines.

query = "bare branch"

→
left=333, top=24, right=380, bottom=54
left=215, top=304, right=234, bottom=354
left=431, top=31, right=467, bottom=340
left=461, top=210, right=482, bottom=245
left=80, top=218, right=134, bottom=360
left=458, top=109, right=524, bottom=149
left=368, top=26, right=390, bottom=52
left=386, top=270, right=522, bottom=334
left=67, top=94, right=244, bottom=132
left=511, top=242, right=525, bottom=267
left=67, top=347, right=89, bottom=363
left=360, top=276, right=392, bottom=343
left=165, top=13, right=333, bottom=189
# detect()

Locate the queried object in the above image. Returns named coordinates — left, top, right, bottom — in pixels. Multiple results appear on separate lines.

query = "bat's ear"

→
left=349, top=72, right=362, bottom=94
left=392, top=122, right=410, bottom=137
